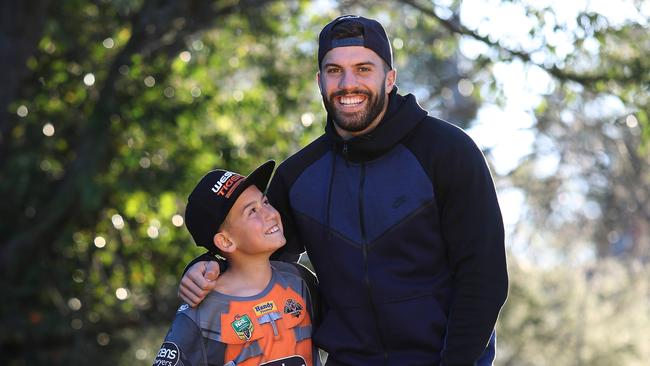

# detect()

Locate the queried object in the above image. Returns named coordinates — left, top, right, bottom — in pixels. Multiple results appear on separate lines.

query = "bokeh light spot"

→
left=115, top=288, right=129, bottom=300
left=393, top=38, right=404, bottom=50
left=72, top=269, right=85, bottom=283
left=94, top=236, right=106, bottom=248
left=191, top=40, right=204, bottom=51
left=301, top=113, right=314, bottom=127
left=179, top=51, right=191, bottom=62
left=147, top=226, right=159, bottom=239
left=68, top=297, right=82, bottom=311
left=97, top=332, right=110, bottom=346
left=71, top=319, right=83, bottom=330
left=17, top=105, right=29, bottom=117
left=172, top=214, right=184, bottom=227
left=458, top=79, right=474, bottom=96
left=111, top=214, right=125, bottom=230
left=139, top=157, right=151, bottom=168
left=144, top=76, right=156, bottom=87
left=626, top=114, right=638, bottom=128
left=83, top=73, right=95, bottom=86
left=163, top=87, right=175, bottom=98
left=102, top=38, right=114, bottom=49
left=136, top=349, right=148, bottom=360
left=43, top=122, right=55, bottom=136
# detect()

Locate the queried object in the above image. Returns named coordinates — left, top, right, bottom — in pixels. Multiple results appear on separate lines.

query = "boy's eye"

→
left=359, top=66, right=370, bottom=72
left=326, top=67, right=340, bottom=73
left=248, top=207, right=257, bottom=215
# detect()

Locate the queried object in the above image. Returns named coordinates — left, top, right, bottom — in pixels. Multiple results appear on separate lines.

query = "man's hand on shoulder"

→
left=178, top=261, right=220, bottom=307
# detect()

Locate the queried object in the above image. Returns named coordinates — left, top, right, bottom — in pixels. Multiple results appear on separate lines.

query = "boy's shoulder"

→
left=271, top=261, right=317, bottom=286
left=270, top=260, right=300, bottom=275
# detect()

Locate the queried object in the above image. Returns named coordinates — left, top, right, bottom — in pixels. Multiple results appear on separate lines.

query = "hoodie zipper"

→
left=359, top=163, right=389, bottom=362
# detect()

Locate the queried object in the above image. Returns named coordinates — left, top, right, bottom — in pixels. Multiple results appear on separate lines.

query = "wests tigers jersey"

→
left=153, top=261, right=319, bottom=366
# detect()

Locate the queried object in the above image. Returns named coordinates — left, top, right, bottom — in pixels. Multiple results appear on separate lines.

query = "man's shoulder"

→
left=416, top=116, right=471, bottom=139
left=409, top=116, right=480, bottom=153
left=277, top=134, right=329, bottom=174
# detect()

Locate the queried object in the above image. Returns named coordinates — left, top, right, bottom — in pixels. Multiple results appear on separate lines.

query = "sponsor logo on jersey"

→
left=177, top=304, right=189, bottom=312
left=283, top=298, right=303, bottom=318
left=231, top=314, right=254, bottom=340
left=253, top=300, right=277, bottom=316
left=260, top=355, right=308, bottom=366
left=153, top=341, right=179, bottom=366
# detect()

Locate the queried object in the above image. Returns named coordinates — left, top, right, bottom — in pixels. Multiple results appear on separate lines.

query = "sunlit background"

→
left=1, top=0, right=649, bottom=364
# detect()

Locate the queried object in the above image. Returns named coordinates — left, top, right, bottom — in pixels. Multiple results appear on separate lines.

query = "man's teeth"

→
left=265, top=225, right=280, bottom=234
left=340, top=96, right=364, bottom=105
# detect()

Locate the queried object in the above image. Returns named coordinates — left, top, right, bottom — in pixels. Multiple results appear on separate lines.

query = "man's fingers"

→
left=178, top=260, right=218, bottom=307
left=204, top=261, right=221, bottom=281
left=179, top=283, right=203, bottom=307
left=189, top=268, right=218, bottom=291
left=180, top=276, right=207, bottom=297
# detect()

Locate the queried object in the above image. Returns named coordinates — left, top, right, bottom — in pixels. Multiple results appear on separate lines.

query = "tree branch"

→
left=0, top=0, right=51, bottom=164
left=399, top=0, right=643, bottom=87
left=0, top=0, right=274, bottom=277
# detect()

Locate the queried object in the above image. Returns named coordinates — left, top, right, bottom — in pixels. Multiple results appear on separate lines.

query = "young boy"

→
left=153, top=161, right=320, bottom=366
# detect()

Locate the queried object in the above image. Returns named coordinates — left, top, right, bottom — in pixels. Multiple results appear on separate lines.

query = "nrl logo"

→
left=231, top=314, right=254, bottom=341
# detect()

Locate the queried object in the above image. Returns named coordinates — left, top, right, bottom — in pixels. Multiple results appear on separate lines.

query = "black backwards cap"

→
left=184, top=161, right=275, bottom=252
left=318, top=15, right=393, bottom=69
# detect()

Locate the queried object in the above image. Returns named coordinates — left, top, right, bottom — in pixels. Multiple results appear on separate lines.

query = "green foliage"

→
left=1, top=0, right=321, bottom=363
left=499, top=258, right=650, bottom=365
left=2, top=0, right=650, bottom=364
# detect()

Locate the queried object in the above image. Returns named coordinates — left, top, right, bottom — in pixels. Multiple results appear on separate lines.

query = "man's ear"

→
left=213, top=232, right=236, bottom=254
left=316, top=72, right=324, bottom=94
left=385, top=68, right=396, bottom=94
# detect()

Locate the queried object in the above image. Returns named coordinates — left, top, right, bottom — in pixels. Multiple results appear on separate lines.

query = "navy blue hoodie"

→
left=266, top=89, right=508, bottom=366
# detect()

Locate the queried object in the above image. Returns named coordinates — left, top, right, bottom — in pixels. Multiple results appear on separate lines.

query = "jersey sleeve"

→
left=153, top=311, right=221, bottom=366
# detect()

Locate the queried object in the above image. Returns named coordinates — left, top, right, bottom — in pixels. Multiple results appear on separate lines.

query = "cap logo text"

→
left=211, top=172, right=245, bottom=197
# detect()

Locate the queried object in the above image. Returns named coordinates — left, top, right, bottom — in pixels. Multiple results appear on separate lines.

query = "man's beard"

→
left=322, top=82, right=387, bottom=133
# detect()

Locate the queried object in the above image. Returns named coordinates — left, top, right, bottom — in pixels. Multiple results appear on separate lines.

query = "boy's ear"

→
left=213, top=232, right=236, bottom=254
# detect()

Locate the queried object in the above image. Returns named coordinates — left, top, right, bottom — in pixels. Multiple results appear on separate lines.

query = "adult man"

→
left=180, top=15, right=508, bottom=366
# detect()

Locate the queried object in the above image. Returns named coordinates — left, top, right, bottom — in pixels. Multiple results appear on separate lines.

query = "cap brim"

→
left=232, top=160, right=275, bottom=199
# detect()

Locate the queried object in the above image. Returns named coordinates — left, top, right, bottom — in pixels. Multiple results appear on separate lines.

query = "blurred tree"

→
left=401, top=0, right=650, bottom=261
left=0, top=0, right=324, bottom=363
left=498, top=258, right=650, bottom=366
left=2, top=0, right=650, bottom=364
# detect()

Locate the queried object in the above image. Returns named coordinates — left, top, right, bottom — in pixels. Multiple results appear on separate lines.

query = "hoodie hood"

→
left=324, top=87, right=429, bottom=161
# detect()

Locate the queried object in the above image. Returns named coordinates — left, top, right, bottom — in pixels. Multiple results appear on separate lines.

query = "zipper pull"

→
left=342, top=142, right=348, bottom=157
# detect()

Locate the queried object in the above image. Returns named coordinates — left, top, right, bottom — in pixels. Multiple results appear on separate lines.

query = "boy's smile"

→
left=220, top=185, right=286, bottom=255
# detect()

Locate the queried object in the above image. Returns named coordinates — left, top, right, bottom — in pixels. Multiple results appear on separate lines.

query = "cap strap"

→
left=331, top=37, right=364, bottom=48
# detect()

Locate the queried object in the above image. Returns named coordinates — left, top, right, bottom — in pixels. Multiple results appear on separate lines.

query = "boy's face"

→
left=221, top=185, right=285, bottom=255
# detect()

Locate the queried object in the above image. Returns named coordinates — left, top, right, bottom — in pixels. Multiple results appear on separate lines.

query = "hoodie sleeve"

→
left=432, top=123, right=509, bottom=366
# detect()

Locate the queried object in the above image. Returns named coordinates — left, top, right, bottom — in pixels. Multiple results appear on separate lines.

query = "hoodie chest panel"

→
left=289, top=145, right=434, bottom=244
